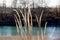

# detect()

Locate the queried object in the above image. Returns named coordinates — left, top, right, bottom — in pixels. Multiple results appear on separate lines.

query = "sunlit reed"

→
left=13, top=8, right=47, bottom=40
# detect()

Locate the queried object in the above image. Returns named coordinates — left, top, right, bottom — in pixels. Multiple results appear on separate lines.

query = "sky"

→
left=0, top=0, right=13, bottom=7
left=0, top=0, right=60, bottom=8
left=46, top=0, right=60, bottom=7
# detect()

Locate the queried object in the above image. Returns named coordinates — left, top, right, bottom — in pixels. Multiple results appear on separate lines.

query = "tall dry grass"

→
left=13, top=7, right=47, bottom=40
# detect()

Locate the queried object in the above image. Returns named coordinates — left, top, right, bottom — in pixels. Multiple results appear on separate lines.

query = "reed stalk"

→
left=13, top=9, right=22, bottom=34
left=27, top=7, right=33, bottom=40
left=13, top=9, right=24, bottom=40
left=41, top=21, right=47, bottom=40
left=19, top=9, right=28, bottom=40
left=14, top=16, right=20, bottom=35
left=19, top=9, right=27, bottom=33
left=34, top=10, right=44, bottom=40
left=13, top=8, right=46, bottom=40
left=44, top=22, right=47, bottom=35
left=43, top=21, right=47, bottom=40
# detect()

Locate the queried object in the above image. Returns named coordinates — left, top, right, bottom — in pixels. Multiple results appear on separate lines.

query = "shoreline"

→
left=0, top=35, right=47, bottom=40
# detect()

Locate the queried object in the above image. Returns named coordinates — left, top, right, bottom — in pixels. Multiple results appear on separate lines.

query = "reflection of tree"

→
left=21, top=1, right=27, bottom=8
left=11, top=27, right=18, bottom=35
left=3, top=0, right=6, bottom=7
left=12, top=0, right=18, bottom=8
left=12, top=0, right=48, bottom=8
left=19, top=0, right=29, bottom=8
left=3, top=0, right=6, bottom=13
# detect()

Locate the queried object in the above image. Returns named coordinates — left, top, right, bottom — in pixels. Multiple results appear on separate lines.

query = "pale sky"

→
left=0, top=0, right=60, bottom=8
left=0, top=0, right=13, bottom=7
left=46, top=0, right=60, bottom=7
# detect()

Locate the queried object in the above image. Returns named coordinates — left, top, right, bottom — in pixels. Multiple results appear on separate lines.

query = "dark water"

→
left=0, top=25, right=60, bottom=36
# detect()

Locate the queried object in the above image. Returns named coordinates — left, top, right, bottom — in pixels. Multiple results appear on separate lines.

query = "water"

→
left=0, top=26, right=60, bottom=36
left=0, top=26, right=17, bottom=36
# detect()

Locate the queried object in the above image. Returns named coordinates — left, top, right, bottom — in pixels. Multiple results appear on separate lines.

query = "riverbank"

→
left=0, top=35, right=47, bottom=40
left=0, top=35, right=60, bottom=40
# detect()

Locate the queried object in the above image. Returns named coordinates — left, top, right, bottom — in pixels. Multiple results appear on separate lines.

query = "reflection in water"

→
left=0, top=26, right=17, bottom=36
left=0, top=26, right=60, bottom=36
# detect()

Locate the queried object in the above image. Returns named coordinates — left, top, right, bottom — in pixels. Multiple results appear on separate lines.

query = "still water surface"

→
left=0, top=26, right=60, bottom=36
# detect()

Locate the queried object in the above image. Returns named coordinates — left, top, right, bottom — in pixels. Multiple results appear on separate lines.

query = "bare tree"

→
left=12, top=0, right=18, bottom=8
